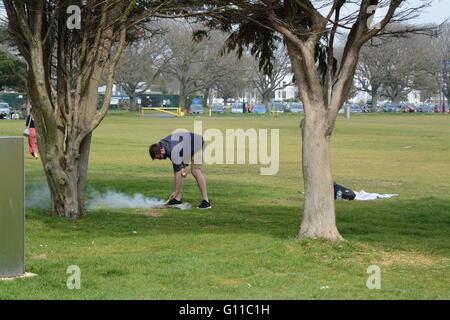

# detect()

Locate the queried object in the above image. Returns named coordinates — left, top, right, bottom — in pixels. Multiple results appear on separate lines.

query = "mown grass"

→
left=0, top=111, right=449, bottom=299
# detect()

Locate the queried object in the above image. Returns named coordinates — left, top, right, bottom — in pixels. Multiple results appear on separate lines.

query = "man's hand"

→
left=169, top=192, right=180, bottom=201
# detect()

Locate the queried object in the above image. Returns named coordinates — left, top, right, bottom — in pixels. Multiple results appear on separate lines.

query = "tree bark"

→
left=371, top=86, right=379, bottom=112
left=393, top=95, right=402, bottom=105
left=179, top=85, right=187, bottom=112
left=444, top=90, right=449, bottom=112
left=203, top=87, right=210, bottom=109
left=298, top=116, right=343, bottom=241
left=129, top=94, right=137, bottom=112
left=39, top=139, right=92, bottom=218
left=263, top=95, right=270, bottom=109
left=123, top=86, right=138, bottom=112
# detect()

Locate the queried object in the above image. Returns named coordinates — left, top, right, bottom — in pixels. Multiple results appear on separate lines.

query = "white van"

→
left=0, top=102, right=11, bottom=119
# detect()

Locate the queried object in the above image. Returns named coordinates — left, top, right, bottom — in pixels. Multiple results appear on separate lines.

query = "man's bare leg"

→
left=191, top=167, right=209, bottom=202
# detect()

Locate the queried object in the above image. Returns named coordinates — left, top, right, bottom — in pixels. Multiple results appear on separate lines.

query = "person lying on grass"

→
left=149, top=132, right=211, bottom=209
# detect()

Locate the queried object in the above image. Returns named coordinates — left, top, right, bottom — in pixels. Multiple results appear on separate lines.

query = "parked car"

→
left=270, top=101, right=285, bottom=113
left=211, top=103, right=225, bottom=113
left=231, top=102, right=244, bottom=113
left=433, top=104, right=448, bottom=113
left=400, top=104, right=417, bottom=113
left=190, top=104, right=204, bottom=114
left=435, top=104, right=449, bottom=113
left=349, top=104, right=362, bottom=113
left=418, top=104, right=434, bottom=113
left=0, top=102, right=11, bottom=119
left=288, top=102, right=304, bottom=113
left=363, top=101, right=376, bottom=112
left=383, top=102, right=399, bottom=112
left=253, top=104, right=267, bottom=114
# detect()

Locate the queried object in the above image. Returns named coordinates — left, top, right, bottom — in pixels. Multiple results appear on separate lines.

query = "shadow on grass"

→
left=337, top=197, right=450, bottom=254
left=27, top=182, right=450, bottom=258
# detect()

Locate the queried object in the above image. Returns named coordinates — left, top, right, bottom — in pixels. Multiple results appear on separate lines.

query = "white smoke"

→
left=86, top=190, right=166, bottom=210
left=87, top=190, right=192, bottom=210
left=26, top=183, right=51, bottom=209
left=25, top=184, right=192, bottom=211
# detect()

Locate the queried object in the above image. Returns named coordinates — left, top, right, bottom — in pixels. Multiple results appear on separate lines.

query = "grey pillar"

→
left=0, top=137, right=25, bottom=278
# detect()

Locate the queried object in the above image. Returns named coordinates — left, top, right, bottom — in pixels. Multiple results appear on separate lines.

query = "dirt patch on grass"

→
left=344, top=243, right=445, bottom=268
left=375, top=250, right=441, bottom=268
left=31, top=254, right=48, bottom=260
left=285, top=242, right=445, bottom=269
left=147, top=210, right=162, bottom=218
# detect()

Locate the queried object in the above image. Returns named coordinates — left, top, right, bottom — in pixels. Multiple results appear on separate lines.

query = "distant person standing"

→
left=26, top=110, right=38, bottom=159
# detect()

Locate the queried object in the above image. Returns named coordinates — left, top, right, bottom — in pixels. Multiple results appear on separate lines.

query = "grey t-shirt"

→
left=159, top=132, right=204, bottom=172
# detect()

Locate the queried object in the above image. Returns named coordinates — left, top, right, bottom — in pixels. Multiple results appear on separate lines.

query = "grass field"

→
left=0, top=112, right=449, bottom=299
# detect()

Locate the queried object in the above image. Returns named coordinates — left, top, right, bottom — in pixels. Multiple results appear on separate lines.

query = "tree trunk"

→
left=393, top=95, right=401, bottom=106
left=40, top=132, right=92, bottom=218
left=203, top=87, right=210, bottom=109
left=123, top=86, right=138, bottom=112
left=263, top=96, right=270, bottom=109
left=28, top=42, right=98, bottom=219
left=179, top=90, right=187, bottom=113
left=371, top=86, right=379, bottom=112
left=444, top=91, right=449, bottom=112
left=129, top=94, right=137, bottom=112
left=298, top=116, right=343, bottom=241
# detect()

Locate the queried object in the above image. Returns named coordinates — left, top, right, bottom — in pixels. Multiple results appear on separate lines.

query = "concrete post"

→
left=0, top=137, right=25, bottom=278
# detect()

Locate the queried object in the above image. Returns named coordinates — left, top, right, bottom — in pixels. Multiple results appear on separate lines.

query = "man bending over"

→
left=149, top=132, right=211, bottom=209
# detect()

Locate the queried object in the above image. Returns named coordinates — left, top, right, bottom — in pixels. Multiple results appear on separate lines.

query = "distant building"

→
left=274, top=75, right=297, bottom=101
left=98, top=84, right=127, bottom=96
left=407, top=90, right=421, bottom=105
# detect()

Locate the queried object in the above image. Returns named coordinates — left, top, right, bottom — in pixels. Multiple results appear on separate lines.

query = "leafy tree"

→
left=116, top=32, right=170, bottom=112
left=202, top=0, right=430, bottom=240
left=426, top=23, right=450, bottom=108
left=250, top=46, right=292, bottom=106
left=3, top=0, right=205, bottom=217
left=0, top=50, right=26, bottom=91
left=161, top=22, right=234, bottom=110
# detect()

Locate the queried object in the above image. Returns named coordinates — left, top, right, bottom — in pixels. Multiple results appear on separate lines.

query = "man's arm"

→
left=170, top=170, right=184, bottom=201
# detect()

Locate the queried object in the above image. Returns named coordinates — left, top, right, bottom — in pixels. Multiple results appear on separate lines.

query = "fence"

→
left=0, top=92, right=27, bottom=109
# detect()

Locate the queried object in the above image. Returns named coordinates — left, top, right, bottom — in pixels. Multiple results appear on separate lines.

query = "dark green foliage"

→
left=197, top=1, right=336, bottom=81
left=0, top=50, right=27, bottom=91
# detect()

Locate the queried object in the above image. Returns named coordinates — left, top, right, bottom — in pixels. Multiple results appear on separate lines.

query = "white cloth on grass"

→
left=354, top=190, right=398, bottom=201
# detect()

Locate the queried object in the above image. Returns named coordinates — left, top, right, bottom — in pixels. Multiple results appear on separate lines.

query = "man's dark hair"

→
left=149, top=143, right=160, bottom=160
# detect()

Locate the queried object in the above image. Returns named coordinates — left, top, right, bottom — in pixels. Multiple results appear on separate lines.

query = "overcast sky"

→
left=410, top=0, right=449, bottom=24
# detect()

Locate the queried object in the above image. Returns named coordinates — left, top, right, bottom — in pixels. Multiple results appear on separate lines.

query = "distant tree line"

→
left=114, top=20, right=292, bottom=110
left=355, top=23, right=450, bottom=109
